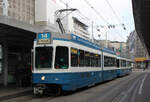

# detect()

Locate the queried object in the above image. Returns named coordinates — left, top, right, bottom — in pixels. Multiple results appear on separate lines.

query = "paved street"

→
left=1, top=69, right=150, bottom=102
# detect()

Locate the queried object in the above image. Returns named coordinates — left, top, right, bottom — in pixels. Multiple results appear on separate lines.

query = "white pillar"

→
left=3, top=0, right=9, bottom=16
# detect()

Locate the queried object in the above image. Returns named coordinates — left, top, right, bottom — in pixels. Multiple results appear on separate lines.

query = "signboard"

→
left=37, top=32, right=51, bottom=44
left=135, top=57, right=147, bottom=62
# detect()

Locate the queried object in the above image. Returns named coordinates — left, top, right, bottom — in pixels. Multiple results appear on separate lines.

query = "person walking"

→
left=15, top=56, right=24, bottom=87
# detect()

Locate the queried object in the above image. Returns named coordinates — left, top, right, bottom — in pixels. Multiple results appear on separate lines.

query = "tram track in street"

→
left=1, top=71, right=145, bottom=102
left=86, top=72, right=143, bottom=102
left=110, top=70, right=150, bottom=102
left=111, top=73, right=145, bottom=102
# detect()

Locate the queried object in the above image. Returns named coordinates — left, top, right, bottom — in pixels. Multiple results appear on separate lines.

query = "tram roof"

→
left=36, top=32, right=116, bottom=55
left=116, top=56, right=133, bottom=62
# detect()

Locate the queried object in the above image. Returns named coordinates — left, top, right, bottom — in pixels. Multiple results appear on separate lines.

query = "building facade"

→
left=127, top=30, right=149, bottom=68
left=126, top=30, right=136, bottom=60
left=0, top=0, right=35, bottom=24
left=72, top=17, right=90, bottom=39
left=108, top=41, right=127, bottom=57
left=35, top=0, right=90, bottom=39
left=97, top=40, right=127, bottom=57
left=0, top=0, right=90, bottom=87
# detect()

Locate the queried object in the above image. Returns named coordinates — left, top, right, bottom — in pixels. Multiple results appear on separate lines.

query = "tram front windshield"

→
left=35, top=47, right=53, bottom=69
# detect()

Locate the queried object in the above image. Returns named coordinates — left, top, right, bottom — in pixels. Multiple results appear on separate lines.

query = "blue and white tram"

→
left=116, top=57, right=132, bottom=77
left=102, top=48, right=118, bottom=80
left=32, top=32, right=132, bottom=95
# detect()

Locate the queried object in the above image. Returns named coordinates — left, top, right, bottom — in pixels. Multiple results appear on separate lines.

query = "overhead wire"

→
left=59, top=0, right=90, bottom=25
left=105, top=0, right=121, bottom=23
left=83, top=0, right=126, bottom=41
left=59, top=0, right=127, bottom=41
left=105, top=0, right=127, bottom=31
left=84, top=0, right=109, bottom=24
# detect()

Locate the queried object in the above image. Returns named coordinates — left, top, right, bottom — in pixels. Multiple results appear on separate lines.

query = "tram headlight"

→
left=41, top=76, right=45, bottom=81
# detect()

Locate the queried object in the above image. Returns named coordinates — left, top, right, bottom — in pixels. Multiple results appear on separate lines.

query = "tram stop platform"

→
left=0, top=86, right=32, bottom=101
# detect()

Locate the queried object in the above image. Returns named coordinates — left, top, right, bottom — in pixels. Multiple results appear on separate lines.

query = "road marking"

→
left=138, top=73, right=148, bottom=95
left=119, top=76, right=141, bottom=102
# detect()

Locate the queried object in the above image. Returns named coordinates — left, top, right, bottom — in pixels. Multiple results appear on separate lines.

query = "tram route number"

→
left=37, top=33, right=51, bottom=44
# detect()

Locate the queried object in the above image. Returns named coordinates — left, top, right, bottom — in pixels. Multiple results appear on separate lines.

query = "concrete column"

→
left=3, top=41, right=8, bottom=87
left=2, top=0, right=9, bottom=16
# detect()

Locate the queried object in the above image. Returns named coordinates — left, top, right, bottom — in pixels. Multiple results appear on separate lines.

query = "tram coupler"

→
left=33, top=84, right=46, bottom=95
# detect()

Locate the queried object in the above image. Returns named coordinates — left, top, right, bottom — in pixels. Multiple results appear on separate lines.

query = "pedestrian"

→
left=15, top=59, right=23, bottom=87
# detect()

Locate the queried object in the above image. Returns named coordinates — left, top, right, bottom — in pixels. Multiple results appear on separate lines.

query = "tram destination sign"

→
left=37, top=32, right=51, bottom=44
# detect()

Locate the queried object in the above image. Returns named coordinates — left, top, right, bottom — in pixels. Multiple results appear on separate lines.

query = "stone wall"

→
left=0, top=0, right=35, bottom=24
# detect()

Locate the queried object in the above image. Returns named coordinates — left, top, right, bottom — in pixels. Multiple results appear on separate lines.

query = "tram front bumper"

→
left=33, top=84, right=46, bottom=95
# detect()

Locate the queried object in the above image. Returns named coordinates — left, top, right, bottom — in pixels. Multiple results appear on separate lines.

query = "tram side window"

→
left=90, top=53, right=101, bottom=67
left=71, top=48, right=78, bottom=67
left=121, top=60, right=123, bottom=67
left=85, top=52, right=91, bottom=67
left=104, top=56, right=108, bottom=67
left=79, top=50, right=85, bottom=67
left=123, top=60, right=126, bottom=67
left=128, top=62, right=132, bottom=67
left=55, top=46, right=69, bottom=69
left=97, top=55, right=101, bottom=67
left=129, top=62, right=131, bottom=67
left=127, top=61, right=129, bottom=67
left=121, top=60, right=126, bottom=67
left=104, top=56, right=116, bottom=67
left=91, top=53, right=96, bottom=67
left=111, top=57, right=116, bottom=67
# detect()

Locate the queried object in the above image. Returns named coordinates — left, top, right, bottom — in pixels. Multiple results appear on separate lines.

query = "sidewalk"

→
left=132, top=68, right=144, bottom=72
left=0, top=86, right=32, bottom=101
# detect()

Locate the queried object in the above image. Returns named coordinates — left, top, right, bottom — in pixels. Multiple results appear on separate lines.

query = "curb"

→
left=0, top=88, right=32, bottom=101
